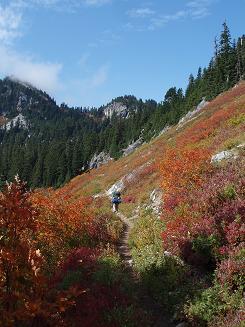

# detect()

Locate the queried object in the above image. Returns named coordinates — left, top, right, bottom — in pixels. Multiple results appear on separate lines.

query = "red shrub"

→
left=160, top=148, right=244, bottom=270
left=123, top=195, right=136, bottom=203
left=0, top=178, right=72, bottom=326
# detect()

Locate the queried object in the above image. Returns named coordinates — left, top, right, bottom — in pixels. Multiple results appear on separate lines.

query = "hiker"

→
left=112, top=191, right=122, bottom=212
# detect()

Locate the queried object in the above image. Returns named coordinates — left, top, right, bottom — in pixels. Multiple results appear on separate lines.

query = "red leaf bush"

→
left=0, top=179, right=131, bottom=326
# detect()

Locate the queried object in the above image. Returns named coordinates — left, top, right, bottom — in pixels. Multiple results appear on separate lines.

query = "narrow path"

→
left=115, top=210, right=175, bottom=327
left=115, top=211, right=134, bottom=270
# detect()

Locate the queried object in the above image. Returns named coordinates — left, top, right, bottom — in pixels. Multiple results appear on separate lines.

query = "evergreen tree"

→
left=217, top=22, right=237, bottom=88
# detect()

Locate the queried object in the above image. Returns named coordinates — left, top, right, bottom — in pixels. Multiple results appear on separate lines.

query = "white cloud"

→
left=0, top=3, right=22, bottom=43
left=127, top=0, right=216, bottom=31
left=128, top=7, right=155, bottom=18
left=187, top=0, right=213, bottom=8
left=149, top=10, right=186, bottom=30
left=0, top=1, right=63, bottom=93
left=187, top=0, right=213, bottom=18
left=0, top=0, right=111, bottom=107
left=0, top=46, right=62, bottom=93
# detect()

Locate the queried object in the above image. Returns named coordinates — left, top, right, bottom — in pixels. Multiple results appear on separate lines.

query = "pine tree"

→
left=218, top=22, right=237, bottom=88
left=236, top=36, right=245, bottom=80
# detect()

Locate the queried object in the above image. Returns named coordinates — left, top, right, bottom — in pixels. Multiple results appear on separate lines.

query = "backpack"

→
left=112, top=195, right=121, bottom=204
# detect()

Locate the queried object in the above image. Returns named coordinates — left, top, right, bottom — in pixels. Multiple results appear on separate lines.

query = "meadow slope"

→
left=60, top=82, right=245, bottom=214
left=57, top=82, right=244, bottom=326
left=0, top=83, right=244, bottom=327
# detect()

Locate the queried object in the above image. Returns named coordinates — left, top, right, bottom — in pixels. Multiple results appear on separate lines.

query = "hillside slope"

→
left=0, top=82, right=244, bottom=327
left=56, top=82, right=244, bottom=326
left=60, top=82, right=245, bottom=210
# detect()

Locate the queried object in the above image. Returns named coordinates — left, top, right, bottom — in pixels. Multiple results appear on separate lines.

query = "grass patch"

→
left=228, top=113, right=245, bottom=126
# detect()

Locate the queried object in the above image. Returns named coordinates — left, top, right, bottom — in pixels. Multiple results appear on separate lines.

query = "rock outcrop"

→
left=106, top=161, right=153, bottom=196
left=2, top=114, right=28, bottom=131
left=103, top=102, right=128, bottom=119
left=89, top=152, right=112, bottom=169
left=149, top=188, right=163, bottom=217
left=123, top=138, right=143, bottom=157
left=211, top=143, right=245, bottom=163
left=176, top=98, right=209, bottom=130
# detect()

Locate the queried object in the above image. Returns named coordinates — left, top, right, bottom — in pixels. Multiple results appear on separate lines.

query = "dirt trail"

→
left=115, top=210, right=175, bottom=327
left=116, top=211, right=134, bottom=270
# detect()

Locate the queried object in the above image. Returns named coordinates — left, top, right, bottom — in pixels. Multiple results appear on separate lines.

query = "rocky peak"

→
left=103, top=102, right=129, bottom=119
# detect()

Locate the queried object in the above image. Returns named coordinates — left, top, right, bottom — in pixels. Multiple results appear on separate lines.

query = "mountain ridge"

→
left=0, top=23, right=245, bottom=188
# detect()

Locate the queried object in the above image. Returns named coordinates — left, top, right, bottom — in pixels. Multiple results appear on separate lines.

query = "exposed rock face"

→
left=123, top=138, right=143, bottom=157
left=103, top=102, right=128, bottom=119
left=107, top=180, right=125, bottom=196
left=0, top=77, right=57, bottom=119
left=211, top=150, right=238, bottom=162
left=89, top=152, right=112, bottom=169
left=106, top=161, right=153, bottom=196
left=211, top=143, right=245, bottom=163
left=149, top=188, right=163, bottom=217
left=2, top=114, right=28, bottom=131
left=196, top=98, right=209, bottom=111
left=16, top=94, right=28, bottom=112
left=157, top=125, right=170, bottom=137
left=176, top=98, right=209, bottom=130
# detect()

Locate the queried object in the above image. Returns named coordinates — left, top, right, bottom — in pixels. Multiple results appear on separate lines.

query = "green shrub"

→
left=58, top=270, right=83, bottom=290
left=129, top=212, right=164, bottom=251
left=187, top=282, right=244, bottom=325
left=93, top=250, right=131, bottom=289
left=223, top=138, right=240, bottom=150
left=129, top=212, right=190, bottom=313
left=228, top=113, right=245, bottom=126
left=219, top=184, right=237, bottom=200
left=191, top=234, right=220, bottom=267
left=105, top=305, right=137, bottom=327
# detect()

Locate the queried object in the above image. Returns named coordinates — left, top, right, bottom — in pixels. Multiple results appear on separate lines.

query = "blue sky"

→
left=0, top=0, right=244, bottom=107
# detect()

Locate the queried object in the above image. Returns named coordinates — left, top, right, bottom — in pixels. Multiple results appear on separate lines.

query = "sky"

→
left=0, top=0, right=244, bottom=108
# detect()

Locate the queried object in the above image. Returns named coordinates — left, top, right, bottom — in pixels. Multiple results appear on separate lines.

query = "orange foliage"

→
left=159, top=147, right=211, bottom=207
left=159, top=84, right=245, bottom=272
left=31, top=189, right=95, bottom=274
left=0, top=178, right=75, bottom=326
left=159, top=147, right=212, bottom=257
left=177, top=105, right=240, bottom=147
left=0, top=177, right=118, bottom=326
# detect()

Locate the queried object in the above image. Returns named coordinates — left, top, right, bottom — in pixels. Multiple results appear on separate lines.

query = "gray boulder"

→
left=89, top=152, right=112, bottom=169
left=123, top=138, right=143, bottom=157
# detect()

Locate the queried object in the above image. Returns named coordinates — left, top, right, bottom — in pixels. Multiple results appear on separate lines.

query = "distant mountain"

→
left=0, top=78, right=160, bottom=188
left=0, top=24, right=244, bottom=188
left=0, top=77, right=59, bottom=119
